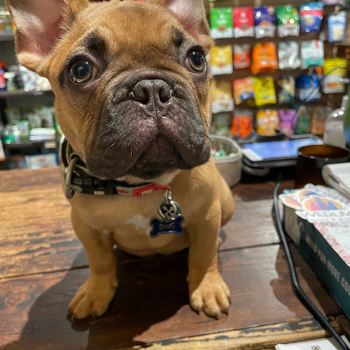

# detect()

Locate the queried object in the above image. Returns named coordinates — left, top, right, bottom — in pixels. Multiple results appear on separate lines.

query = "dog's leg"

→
left=187, top=200, right=231, bottom=318
left=68, top=209, right=118, bottom=319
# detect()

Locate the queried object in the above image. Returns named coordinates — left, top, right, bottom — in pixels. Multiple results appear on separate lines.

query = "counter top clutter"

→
left=0, top=167, right=349, bottom=350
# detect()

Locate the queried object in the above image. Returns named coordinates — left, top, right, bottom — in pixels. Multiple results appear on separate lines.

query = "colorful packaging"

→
left=279, top=109, right=296, bottom=136
left=233, top=77, right=255, bottom=105
left=295, top=105, right=311, bottom=134
left=301, top=40, right=324, bottom=69
left=328, top=11, right=347, bottom=43
left=210, top=45, right=233, bottom=75
left=251, top=42, right=278, bottom=75
left=311, top=106, right=329, bottom=135
left=323, top=58, right=348, bottom=94
left=296, top=72, right=321, bottom=102
left=211, top=80, right=234, bottom=114
left=278, top=41, right=301, bottom=70
left=278, top=76, right=295, bottom=103
left=5, top=107, right=21, bottom=125
left=252, top=76, right=277, bottom=106
left=212, top=112, right=232, bottom=137
left=231, top=110, right=253, bottom=139
left=256, top=109, right=279, bottom=136
left=300, top=2, right=324, bottom=34
left=233, top=7, right=254, bottom=38
left=210, top=8, right=234, bottom=39
left=233, top=44, right=251, bottom=69
left=254, top=6, right=276, bottom=38
left=322, top=0, right=344, bottom=4
left=276, top=5, right=300, bottom=37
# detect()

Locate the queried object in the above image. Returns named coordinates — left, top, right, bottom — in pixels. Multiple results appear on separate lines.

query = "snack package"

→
left=323, top=58, right=348, bottom=94
left=252, top=76, right=277, bottom=106
left=233, top=77, right=255, bottom=105
left=296, top=72, right=321, bottom=102
left=300, top=40, right=324, bottom=68
left=231, top=110, right=253, bottom=139
left=254, top=6, right=276, bottom=38
left=210, top=45, right=233, bottom=75
left=327, top=11, right=347, bottom=43
left=278, top=76, right=295, bottom=103
left=211, top=80, right=234, bottom=114
left=251, top=42, right=278, bottom=75
left=300, top=2, right=324, bottom=34
left=311, top=106, right=329, bottom=135
left=279, top=109, right=296, bottom=136
left=276, top=5, right=300, bottom=37
left=233, top=7, right=254, bottom=38
left=212, top=112, right=232, bottom=136
left=210, top=7, right=234, bottom=39
left=233, top=44, right=251, bottom=69
left=295, top=105, right=311, bottom=134
left=256, top=109, right=279, bottom=136
left=278, top=41, right=301, bottom=70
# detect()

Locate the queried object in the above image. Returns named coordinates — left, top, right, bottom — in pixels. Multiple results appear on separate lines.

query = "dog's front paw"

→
left=188, top=272, right=230, bottom=318
left=68, top=275, right=118, bottom=319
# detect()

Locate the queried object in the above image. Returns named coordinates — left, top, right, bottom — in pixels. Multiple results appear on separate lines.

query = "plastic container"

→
left=210, top=135, right=242, bottom=187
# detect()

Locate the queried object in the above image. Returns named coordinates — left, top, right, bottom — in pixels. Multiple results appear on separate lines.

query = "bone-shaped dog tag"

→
left=149, top=189, right=184, bottom=238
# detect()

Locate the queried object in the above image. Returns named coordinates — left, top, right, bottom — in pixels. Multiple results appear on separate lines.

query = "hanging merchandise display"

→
left=231, top=110, right=254, bottom=138
left=323, top=58, right=348, bottom=94
left=327, top=11, right=347, bottom=43
left=278, top=76, right=295, bottom=104
left=233, top=77, right=255, bottom=105
left=295, top=105, right=312, bottom=134
left=300, top=40, right=324, bottom=68
left=233, top=7, right=254, bottom=38
left=210, top=45, right=233, bottom=75
left=212, top=112, right=232, bottom=136
left=252, top=76, right=277, bottom=106
left=233, top=44, right=251, bottom=69
left=254, top=6, right=276, bottom=38
left=211, top=80, right=234, bottom=114
left=278, top=41, right=301, bottom=70
left=279, top=110, right=296, bottom=136
left=251, top=42, right=278, bottom=75
left=210, top=7, right=234, bottom=39
left=256, top=109, right=280, bottom=136
left=300, top=2, right=324, bottom=34
left=296, top=71, right=321, bottom=102
left=311, top=106, right=330, bottom=135
left=276, top=5, right=300, bottom=37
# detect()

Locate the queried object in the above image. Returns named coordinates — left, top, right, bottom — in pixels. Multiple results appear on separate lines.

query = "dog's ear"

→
left=6, top=0, right=89, bottom=72
left=164, top=0, right=212, bottom=51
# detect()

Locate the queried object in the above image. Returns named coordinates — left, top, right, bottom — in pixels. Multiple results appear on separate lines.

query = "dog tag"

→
left=150, top=189, right=184, bottom=238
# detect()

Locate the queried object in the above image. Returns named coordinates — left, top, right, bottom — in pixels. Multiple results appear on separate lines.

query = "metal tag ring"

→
left=64, top=157, right=78, bottom=200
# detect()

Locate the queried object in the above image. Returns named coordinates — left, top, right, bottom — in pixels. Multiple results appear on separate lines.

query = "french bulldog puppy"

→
left=7, top=0, right=234, bottom=319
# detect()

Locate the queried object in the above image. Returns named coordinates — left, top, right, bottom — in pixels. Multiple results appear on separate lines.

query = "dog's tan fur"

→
left=7, top=0, right=234, bottom=319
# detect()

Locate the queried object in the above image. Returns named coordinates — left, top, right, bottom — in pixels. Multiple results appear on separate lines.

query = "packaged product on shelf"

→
left=279, top=109, right=296, bottom=136
left=311, top=105, right=330, bottom=135
left=233, top=44, right=251, bottom=69
left=256, top=109, right=280, bottom=136
left=276, top=5, right=300, bottom=38
left=233, top=77, right=255, bottom=105
left=254, top=6, right=276, bottom=38
left=210, top=7, right=234, bottom=39
left=327, top=11, right=347, bottom=43
left=26, top=112, right=42, bottom=129
left=25, top=154, right=58, bottom=169
left=296, top=72, right=321, bottom=101
left=0, top=7, right=12, bottom=35
left=36, top=76, right=51, bottom=91
left=231, top=110, right=253, bottom=138
left=20, top=65, right=37, bottom=91
left=18, top=121, right=30, bottom=139
left=295, top=105, right=311, bottom=134
left=211, top=80, right=234, bottom=114
left=0, top=62, right=6, bottom=91
left=4, top=108, right=21, bottom=125
left=212, top=112, right=232, bottom=136
left=278, top=76, right=295, bottom=103
left=300, top=2, right=324, bottom=34
left=8, top=156, right=27, bottom=169
left=300, top=40, right=324, bottom=68
left=323, top=58, right=348, bottom=94
left=4, top=71, right=16, bottom=91
left=233, top=7, right=254, bottom=38
left=210, top=45, right=233, bottom=75
left=251, top=42, right=278, bottom=75
left=35, top=106, right=55, bottom=127
left=278, top=41, right=301, bottom=70
left=252, top=76, right=277, bottom=106
left=30, top=128, right=56, bottom=141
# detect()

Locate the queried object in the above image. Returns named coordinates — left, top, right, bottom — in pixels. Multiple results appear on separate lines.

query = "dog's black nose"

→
left=131, top=79, right=173, bottom=105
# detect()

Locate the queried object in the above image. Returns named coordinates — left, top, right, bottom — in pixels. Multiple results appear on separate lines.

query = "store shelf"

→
left=0, top=34, right=15, bottom=42
left=0, top=89, right=53, bottom=98
left=4, top=140, right=58, bottom=150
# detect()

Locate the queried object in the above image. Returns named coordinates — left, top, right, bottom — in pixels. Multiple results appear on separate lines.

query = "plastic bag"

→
left=276, top=5, right=300, bottom=37
left=300, top=2, right=324, bottom=34
left=233, top=77, right=255, bottom=105
left=210, top=7, right=234, bottom=39
left=233, top=7, right=254, bottom=38
left=211, top=80, right=234, bottom=113
left=233, top=44, right=251, bottom=69
left=251, top=42, right=278, bottom=75
left=252, top=76, right=277, bottom=106
left=231, top=110, right=253, bottom=139
left=323, top=58, right=348, bottom=94
left=328, top=11, right=347, bottom=43
left=278, top=76, right=295, bottom=104
left=210, top=46, right=233, bottom=75
left=279, top=109, right=296, bottom=136
left=256, top=109, right=279, bottom=136
left=300, top=40, right=324, bottom=68
left=278, top=41, right=301, bottom=70
left=254, top=6, right=276, bottom=38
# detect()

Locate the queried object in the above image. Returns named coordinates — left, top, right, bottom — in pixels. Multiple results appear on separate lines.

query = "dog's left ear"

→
left=163, top=0, right=212, bottom=51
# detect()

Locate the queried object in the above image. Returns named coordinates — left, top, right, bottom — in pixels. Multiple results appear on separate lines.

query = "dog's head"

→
left=7, top=0, right=213, bottom=180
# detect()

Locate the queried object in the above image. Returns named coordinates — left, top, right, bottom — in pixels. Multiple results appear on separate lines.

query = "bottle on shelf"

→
left=323, top=94, right=348, bottom=148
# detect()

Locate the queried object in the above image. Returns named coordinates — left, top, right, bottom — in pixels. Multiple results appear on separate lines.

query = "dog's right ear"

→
left=6, top=0, right=89, bottom=73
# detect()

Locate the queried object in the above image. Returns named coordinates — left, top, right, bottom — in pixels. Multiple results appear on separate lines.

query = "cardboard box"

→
left=281, top=184, right=350, bottom=319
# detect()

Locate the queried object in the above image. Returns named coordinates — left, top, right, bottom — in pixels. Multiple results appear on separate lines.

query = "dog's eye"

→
left=186, top=51, right=205, bottom=72
left=69, top=60, right=96, bottom=85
